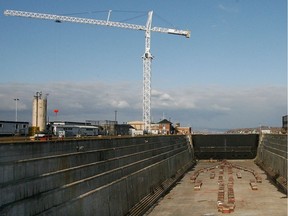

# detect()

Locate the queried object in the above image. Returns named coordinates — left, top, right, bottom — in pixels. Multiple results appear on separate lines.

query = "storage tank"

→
left=32, top=92, right=47, bottom=132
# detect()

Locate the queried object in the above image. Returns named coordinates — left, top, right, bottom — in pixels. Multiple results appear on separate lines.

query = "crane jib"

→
left=4, top=9, right=190, bottom=38
left=4, top=10, right=147, bottom=31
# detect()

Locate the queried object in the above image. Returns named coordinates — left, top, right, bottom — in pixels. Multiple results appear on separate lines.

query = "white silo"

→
left=32, top=92, right=48, bottom=132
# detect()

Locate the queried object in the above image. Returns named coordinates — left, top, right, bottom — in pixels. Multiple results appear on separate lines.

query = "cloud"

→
left=152, top=89, right=176, bottom=107
left=110, top=100, right=130, bottom=108
left=0, top=82, right=286, bottom=129
left=151, top=85, right=286, bottom=128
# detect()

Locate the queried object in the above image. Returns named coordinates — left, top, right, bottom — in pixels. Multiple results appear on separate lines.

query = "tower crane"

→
left=4, top=9, right=190, bottom=132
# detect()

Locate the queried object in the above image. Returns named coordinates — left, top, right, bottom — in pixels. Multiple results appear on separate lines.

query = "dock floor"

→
left=147, top=160, right=287, bottom=216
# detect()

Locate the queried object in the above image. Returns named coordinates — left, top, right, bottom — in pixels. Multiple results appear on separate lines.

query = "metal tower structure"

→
left=4, top=9, right=190, bottom=132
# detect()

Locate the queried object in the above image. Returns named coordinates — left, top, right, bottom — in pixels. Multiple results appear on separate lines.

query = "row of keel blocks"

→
left=191, top=161, right=266, bottom=214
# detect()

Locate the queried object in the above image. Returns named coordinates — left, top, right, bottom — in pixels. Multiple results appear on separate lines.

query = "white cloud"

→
left=110, top=100, right=130, bottom=108
left=152, top=89, right=176, bottom=107
left=0, top=82, right=286, bottom=129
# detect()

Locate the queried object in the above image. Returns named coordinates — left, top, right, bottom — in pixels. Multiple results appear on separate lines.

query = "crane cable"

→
left=59, top=10, right=177, bottom=28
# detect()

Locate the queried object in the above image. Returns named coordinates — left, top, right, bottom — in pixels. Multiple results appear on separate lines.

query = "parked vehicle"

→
left=31, top=133, right=52, bottom=141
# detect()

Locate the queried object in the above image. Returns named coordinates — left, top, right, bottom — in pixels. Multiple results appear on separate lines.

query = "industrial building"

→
left=52, top=125, right=99, bottom=137
left=86, top=120, right=117, bottom=135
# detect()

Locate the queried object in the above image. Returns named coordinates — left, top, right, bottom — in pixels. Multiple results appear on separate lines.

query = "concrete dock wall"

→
left=0, top=135, right=194, bottom=215
left=255, top=134, right=287, bottom=193
left=192, top=134, right=259, bottom=159
left=1, top=133, right=285, bottom=215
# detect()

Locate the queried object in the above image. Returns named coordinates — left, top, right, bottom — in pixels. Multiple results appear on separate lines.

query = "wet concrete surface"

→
left=147, top=160, right=287, bottom=216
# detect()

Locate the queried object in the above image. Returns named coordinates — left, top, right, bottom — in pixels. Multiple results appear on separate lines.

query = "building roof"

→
left=158, top=119, right=172, bottom=124
left=52, top=121, right=91, bottom=126
left=0, top=120, right=29, bottom=124
left=127, top=121, right=144, bottom=124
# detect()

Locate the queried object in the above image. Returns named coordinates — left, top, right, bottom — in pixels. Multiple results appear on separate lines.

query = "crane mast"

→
left=4, top=9, right=190, bottom=132
left=143, top=11, right=153, bottom=132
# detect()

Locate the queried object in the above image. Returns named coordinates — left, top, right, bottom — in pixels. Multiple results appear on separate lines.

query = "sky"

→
left=0, top=0, right=287, bottom=131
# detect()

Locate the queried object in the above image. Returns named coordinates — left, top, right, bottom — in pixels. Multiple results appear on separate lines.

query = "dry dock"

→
left=147, top=160, right=287, bottom=216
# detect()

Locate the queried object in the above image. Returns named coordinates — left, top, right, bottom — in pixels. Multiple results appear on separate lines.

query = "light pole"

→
left=114, top=110, right=118, bottom=136
left=14, top=98, right=19, bottom=122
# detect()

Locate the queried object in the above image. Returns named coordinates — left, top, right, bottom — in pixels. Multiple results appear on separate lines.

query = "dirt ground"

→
left=147, top=160, right=287, bottom=216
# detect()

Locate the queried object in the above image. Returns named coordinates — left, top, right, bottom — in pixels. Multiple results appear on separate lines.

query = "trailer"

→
left=0, top=121, right=29, bottom=136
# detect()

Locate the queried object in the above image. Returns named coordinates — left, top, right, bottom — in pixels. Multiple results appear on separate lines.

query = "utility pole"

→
left=115, top=110, right=117, bottom=123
